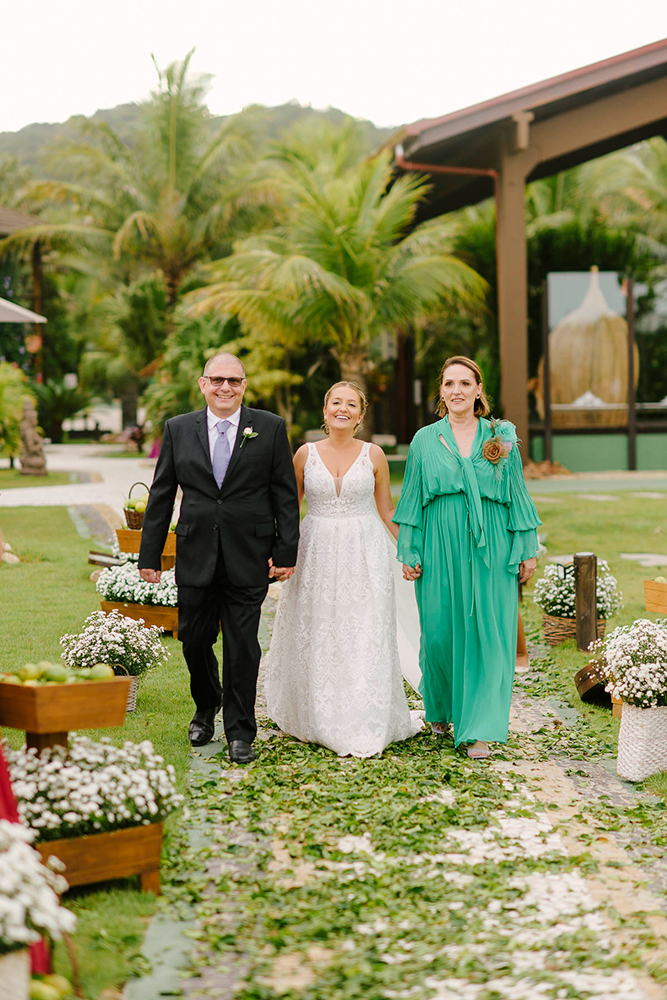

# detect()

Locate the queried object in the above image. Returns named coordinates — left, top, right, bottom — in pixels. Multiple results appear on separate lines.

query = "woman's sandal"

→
left=431, top=722, right=447, bottom=736
left=466, top=741, right=490, bottom=759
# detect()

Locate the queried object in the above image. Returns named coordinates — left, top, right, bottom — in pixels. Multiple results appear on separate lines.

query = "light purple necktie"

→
left=212, top=420, right=231, bottom=487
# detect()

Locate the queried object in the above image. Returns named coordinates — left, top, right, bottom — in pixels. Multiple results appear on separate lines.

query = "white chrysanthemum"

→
left=533, top=559, right=622, bottom=619
left=0, top=819, right=76, bottom=951
left=4, top=736, right=183, bottom=842
left=60, top=609, right=170, bottom=676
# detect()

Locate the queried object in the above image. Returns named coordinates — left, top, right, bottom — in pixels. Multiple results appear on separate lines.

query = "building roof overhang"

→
left=395, top=38, right=667, bottom=216
left=0, top=206, right=41, bottom=236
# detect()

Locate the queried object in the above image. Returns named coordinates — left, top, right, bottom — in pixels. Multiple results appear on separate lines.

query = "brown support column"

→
left=31, top=239, right=44, bottom=382
left=574, top=552, right=597, bottom=652
left=495, top=156, right=529, bottom=454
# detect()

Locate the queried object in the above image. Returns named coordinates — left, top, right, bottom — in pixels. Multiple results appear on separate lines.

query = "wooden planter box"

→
left=116, top=529, right=175, bottom=571
left=0, top=677, right=131, bottom=749
left=38, top=822, right=163, bottom=894
left=644, top=579, right=667, bottom=614
left=100, top=601, right=179, bottom=636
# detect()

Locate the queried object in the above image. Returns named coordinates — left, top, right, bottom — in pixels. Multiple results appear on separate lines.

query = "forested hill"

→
left=0, top=101, right=394, bottom=174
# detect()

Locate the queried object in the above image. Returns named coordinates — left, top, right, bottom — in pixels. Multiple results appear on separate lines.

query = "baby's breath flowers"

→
left=5, top=736, right=183, bottom=843
left=533, top=559, right=622, bottom=619
left=60, top=609, right=169, bottom=677
left=96, top=562, right=177, bottom=606
left=590, top=618, right=667, bottom=708
left=0, top=819, right=75, bottom=952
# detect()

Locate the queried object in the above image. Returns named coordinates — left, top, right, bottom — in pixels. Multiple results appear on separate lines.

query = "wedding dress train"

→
left=264, top=441, right=422, bottom=757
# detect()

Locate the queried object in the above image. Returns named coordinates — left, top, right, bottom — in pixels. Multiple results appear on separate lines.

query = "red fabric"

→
left=0, top=741, right=52, bottom=974
left=0, top=745, right=20, bottom=823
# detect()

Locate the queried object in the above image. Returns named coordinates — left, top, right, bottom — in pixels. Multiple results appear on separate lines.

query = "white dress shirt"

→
left=206, top=406, right=241, bottom=466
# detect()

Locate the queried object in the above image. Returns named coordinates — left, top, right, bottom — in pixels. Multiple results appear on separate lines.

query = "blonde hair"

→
left=322, top=381, right=368, bottom=435
left=436, top=356, right=491, bottom=418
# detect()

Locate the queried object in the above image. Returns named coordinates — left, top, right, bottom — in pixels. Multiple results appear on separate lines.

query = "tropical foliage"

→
left=1, top=54, right=667, bottom=437
left=0, top=361, right=30, bottom=457
left=190, top=146, right=486, bottom=410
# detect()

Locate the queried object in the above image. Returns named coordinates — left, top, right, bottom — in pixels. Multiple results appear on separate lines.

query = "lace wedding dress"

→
left=264, top=441, right=423, bottom=757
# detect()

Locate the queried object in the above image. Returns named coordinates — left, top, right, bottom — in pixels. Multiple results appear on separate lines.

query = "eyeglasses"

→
left=203, top=376, right=245, bottom=388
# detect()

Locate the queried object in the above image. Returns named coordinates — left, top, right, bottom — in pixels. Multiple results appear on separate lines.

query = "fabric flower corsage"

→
left=482, top=419, right=516, bottom=475
left=240, top=427, right=258, bottom=449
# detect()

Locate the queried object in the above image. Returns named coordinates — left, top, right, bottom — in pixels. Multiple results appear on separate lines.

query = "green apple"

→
left=29, top=981, right=61, bottom=1000
left=125, top=498, right=136, bottom=509
left=134, top=501, right=147, bottom=514
left=19, top=663, right=42, bottom=682
left=654, top=576, right=667, bottom=584
left=44, top=663, right=68, bottom=683
left=0, top=673, right=21, bottom=684
left=89, top=663, right=116, bottom=680
left=42, top=973, right=74, bottom=997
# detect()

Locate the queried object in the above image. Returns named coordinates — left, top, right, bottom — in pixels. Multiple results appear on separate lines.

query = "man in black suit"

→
left=138, top=352, right=299, bottom=763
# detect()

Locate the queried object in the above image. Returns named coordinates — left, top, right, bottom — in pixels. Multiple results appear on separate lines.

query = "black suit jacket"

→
left=138, top=404, right=300, bottom=588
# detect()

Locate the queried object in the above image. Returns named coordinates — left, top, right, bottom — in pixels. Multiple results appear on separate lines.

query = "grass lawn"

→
left=521, top=490, right=667, bottom=795
left=0, top=506, right=192, bottom=998
left=0, top=468, right=74, bottom=488
left=2, top=487, right=667, bottom=996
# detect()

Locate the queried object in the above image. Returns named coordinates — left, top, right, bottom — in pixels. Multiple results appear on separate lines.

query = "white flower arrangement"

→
left=96, top=562, right=177, bottom=606
left=5, top=736, right=183, bottom=843
left=60, top=609, right=169, bottom=677
left=0, top=819, right=76, bottom=954
left=533, top=559, right=622, bottom=619
left=590, top=618, right=667, bottom=709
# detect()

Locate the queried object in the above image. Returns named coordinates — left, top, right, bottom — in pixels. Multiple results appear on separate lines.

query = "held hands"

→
left=518, top=557, right=537, bottom=584
left=139, top=568, right=162, bottom=584
left=268, top=557, right=295, bottom=582
left=402, top=563, right=422, bottom=582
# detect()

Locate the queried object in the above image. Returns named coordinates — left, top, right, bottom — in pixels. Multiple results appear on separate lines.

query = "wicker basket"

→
left=542, top=613, right=606, bottom=646
left=617, top=704, right=667, bottom=781
left=125, top=675, right=140, bottom=712
left=124, top=481, right=150, bottom=530
left=0, top=948, right=29, bottom=1000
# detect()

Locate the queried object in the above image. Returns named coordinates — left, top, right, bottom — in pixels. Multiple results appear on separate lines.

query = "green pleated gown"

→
left=394, top=417, right=541, bottom=747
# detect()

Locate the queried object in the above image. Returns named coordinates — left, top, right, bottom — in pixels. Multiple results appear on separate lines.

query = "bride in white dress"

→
left=264, top=381, right=422, bottom=757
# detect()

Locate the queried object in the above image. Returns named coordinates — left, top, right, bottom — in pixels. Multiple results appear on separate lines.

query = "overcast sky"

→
left=2, top=0, right=667, bottom=134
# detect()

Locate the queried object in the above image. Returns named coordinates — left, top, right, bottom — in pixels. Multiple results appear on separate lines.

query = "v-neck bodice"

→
left=437, top=415, right=481, bottom=460
left=305, top=441, right=375, bottom=516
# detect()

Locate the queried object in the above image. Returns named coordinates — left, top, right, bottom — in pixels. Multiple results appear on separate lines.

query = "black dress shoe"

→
left=228, top=739, right=256, bottom=764
left=188, top=708, right=216, bottom=747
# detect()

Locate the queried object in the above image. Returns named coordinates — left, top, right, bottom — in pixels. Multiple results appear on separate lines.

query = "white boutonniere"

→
left=240, top=426, right=258, bottom=449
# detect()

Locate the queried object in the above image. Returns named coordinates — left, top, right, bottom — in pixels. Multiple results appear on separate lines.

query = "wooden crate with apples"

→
left=644, top=576, right=667, bottom=614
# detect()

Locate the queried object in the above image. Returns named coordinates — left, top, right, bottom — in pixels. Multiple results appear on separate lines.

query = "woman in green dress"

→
left=394, top=356, right=541, bottom=759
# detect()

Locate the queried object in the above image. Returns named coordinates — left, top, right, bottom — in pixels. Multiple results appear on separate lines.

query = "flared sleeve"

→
left=393, top=438, right=425, bottom=568
left=506, top=444, right=542, bottom=573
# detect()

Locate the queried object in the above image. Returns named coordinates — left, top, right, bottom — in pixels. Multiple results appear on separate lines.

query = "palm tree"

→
left=190, top=147, right=486, bottom=398
left=2, top=51, right=273, bottom=320
left=584, top=138, right=667, bottom=268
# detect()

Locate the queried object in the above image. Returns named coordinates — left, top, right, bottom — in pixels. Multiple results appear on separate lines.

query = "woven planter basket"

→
left=0, top=948, right=29, bottom=1000
left=617, top=704, right=667, bottom=782
left=542, top=613, right=606, bottom=646
left=124, top=481, right=150, bottom=530
left=125, top=675, right=140, bottom=712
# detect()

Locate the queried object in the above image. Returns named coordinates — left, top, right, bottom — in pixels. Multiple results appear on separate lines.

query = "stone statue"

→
left=19, top=397, right=47, bottom=476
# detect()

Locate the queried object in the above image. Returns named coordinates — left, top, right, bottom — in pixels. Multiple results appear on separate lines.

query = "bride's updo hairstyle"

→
left=436, top=356, right=491, bottom=418
left=322, top=381, right=368, bottom=435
